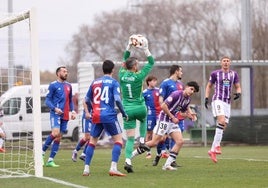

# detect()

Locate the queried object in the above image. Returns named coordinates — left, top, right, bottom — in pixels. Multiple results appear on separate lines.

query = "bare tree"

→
left=59, top=0, right=267, bottom=108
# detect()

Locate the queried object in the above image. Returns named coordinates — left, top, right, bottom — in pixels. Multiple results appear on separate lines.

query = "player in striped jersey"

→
left=153, top=65, right=184, bottom=167
left=205, top=56, right=241, bottom=163
left=132, top=81, right=199, bottom=170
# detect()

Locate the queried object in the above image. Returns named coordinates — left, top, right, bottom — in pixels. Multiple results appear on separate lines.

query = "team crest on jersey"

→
left=222, top=79, right=230, bottom=87
left=167, top=96, right=173, bottom=102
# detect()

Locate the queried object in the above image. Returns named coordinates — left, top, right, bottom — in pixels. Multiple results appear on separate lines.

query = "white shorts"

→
left=211, top=100, right=230, bottom=123
left=153, top=120, right=180, bottom=136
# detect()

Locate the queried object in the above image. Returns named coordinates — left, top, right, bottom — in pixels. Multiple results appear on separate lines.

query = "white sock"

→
left=211, top=124, right=224, bottom=151
left=125, top=158, right=132, bottom=165
left=48, top=157, right=54, bottom=162
left=84, top=165, right=89, bottom=172
left=110, top=161, right=117, bottom=171
left=164, top=156, right=174, bottom=167
left=0, top=138, right=4, bottom=148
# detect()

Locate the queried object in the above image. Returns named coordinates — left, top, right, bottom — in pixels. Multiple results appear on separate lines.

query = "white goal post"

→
left=0, top=8, right=43, bottom=177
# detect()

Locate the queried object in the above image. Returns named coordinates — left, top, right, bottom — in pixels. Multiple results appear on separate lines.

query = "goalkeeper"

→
left=119, top=35, right=154, bottom=173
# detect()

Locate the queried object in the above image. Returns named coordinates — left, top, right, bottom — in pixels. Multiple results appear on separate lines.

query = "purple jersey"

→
left=85, top=75, right=121, bottom=124
left=143, top=87, right=161, bottom=117
left=159, top=78, right=184, bottom=100
left=209, top=69, right=239, bottom=104
left=158, top=90, right=190, bottom=122
left=45, top=81, right=74, bottom=120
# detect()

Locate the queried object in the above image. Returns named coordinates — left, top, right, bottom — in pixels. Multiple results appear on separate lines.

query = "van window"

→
left=26, top=97, right=50, bottom=114
left=2, top=98, right=21, bottom=115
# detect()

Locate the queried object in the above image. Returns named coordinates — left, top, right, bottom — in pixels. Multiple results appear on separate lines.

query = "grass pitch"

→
left=1, top=145, right=268, bottom=188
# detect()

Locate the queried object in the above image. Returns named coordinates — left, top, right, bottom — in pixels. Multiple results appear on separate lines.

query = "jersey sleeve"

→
left=45, top=83, right=55, bottom=110
left=139, top=56, right=154, bottom=79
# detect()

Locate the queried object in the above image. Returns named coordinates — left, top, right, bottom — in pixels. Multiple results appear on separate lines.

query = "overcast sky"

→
left=0, top=0, right=129, bottom=71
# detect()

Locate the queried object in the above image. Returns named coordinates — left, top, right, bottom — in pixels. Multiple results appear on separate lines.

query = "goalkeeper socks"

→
left=111, top=142, right=122, bottom=163
left=139, top=120, right=147, bottom=138
left=125, top=136, right=135, bottom=159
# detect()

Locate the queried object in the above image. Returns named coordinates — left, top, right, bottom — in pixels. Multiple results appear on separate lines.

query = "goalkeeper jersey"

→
left=119, top=50, right=154, bottom=106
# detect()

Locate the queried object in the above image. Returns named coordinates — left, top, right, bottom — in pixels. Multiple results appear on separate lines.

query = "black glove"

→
left=234, top=93, right=241, bottom=100
left=205, top=98, right=209, bottom=109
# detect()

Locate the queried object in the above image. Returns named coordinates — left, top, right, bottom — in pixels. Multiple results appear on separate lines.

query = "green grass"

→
left=1, top=145, right=268, bottom=188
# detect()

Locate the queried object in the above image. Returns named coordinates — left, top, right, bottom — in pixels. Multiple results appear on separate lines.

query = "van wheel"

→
left=72, top=127, right=79, bottom=142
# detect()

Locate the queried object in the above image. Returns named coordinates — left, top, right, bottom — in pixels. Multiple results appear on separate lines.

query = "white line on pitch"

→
left=194, top=156, right=268, bottom=162
left=41, top=176, right=89, bottom=188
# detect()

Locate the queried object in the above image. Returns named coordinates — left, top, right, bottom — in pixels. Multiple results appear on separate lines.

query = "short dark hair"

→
left=125, top=57, right=138, bottom=70
left=146, top=75, right=157, bottom=86
left=103, top=60, right=114, bottom=74
left=56, top=66, right=66, bottom=75
left=169, top=65, right=182, bottom=76
left=187, top=81, right=199, bottom=92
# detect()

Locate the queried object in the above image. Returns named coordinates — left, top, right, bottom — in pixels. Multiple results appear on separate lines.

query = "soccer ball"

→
left=130, top=34, right=148, bottom=48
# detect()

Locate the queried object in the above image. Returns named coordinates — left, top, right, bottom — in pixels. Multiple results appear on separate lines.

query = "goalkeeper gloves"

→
left=233, top=93, right=241, bottom=100
left=205, top=98, right=209, bottom=109
left=126, top=35, right=136, bottom=51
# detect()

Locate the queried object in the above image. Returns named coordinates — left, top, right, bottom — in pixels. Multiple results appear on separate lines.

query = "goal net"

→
left=0, top=8, right=43, bottom=178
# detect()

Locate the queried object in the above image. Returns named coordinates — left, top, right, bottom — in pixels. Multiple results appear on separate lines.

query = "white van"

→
left=0, top=83, right=79, bottom=141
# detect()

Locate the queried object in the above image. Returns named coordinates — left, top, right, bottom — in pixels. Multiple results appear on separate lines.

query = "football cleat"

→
left=162, top=165, right=177, bottom=171
left=137, top=143, right=150, bottom=154
left=124, top=162, right=134, bottom=173
left=208, top=150, right=217, bottom=163
left=215, top=146, right=222, bottom=155
left=109, top=169, right=126, bottom=177
left=82, top=170, right=90, bottom=176
left=79, top=155, right=86, bottom=161
left=72, top=150, right=77, bottom=162
left=171, top=161, right=182, bottom=168
left=46, top=161, right=60, bottom=167
left=152, top=155, right=161, bottom=166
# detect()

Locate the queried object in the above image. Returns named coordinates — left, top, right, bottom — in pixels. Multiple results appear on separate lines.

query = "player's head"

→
left=125, top=57, right=138, bottom=72
left=56, top=66, right=68, bottom=81
left=103, top=60, right=115, bottom=74
left=169, top=65, right=183, bottom=80
left=186, top=81, right=199, bottom=93
left=146, top=75, right=157, bottom=87
left=220, top=56, right=231, bottom=70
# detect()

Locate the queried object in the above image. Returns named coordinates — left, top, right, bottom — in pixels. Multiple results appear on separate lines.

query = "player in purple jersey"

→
left=205, top=57, right=241, bottom=163
left=82, top=60, right=128, bottom=177
left=143, top=75, right=161, bottom=159
left=131, top=81, right=199, bottom=171
left=42, top=66, right=77, bottom=167
left=153, top=65, right=184, bottom=167
left=72, top=99, right=92, bottom=162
